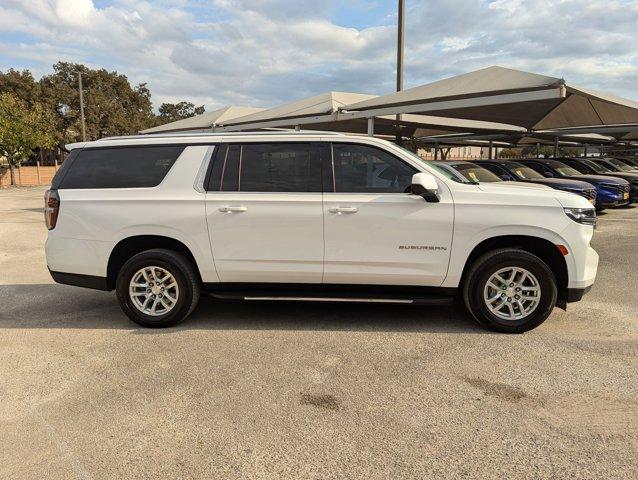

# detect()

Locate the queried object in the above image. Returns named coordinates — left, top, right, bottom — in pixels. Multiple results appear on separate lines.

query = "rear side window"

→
left=210, top=143, right=322, bottom=192
left=58, top=146, right=185, bottom=189
left=240, top=143, right=321, bottom=192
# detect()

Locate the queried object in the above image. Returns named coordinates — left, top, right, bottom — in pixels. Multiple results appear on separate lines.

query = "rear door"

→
left=322, top=142, right=454, bottom=286
left=204, top=142, right=325, bottom=283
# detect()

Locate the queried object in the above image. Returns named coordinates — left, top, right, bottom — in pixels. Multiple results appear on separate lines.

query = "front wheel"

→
left=463, top=249, right=557, bottom=333
left=116, top=249, right=201, bottom=328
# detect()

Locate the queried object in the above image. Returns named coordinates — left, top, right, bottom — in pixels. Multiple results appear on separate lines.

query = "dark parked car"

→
left=611, top=157, right=638, bottom=169
left=429, top=161, right=503, bottom=183
left=478, top=160, right=598, bottom=207
left=591, top=157, right=638, bottom=173
left=516, top=158, right=632, bottom=209
left=557, top=158, right=637, bottom=204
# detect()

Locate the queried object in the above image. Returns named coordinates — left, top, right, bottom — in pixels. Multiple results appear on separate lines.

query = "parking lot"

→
left=1, top=185, right=636, bottom=479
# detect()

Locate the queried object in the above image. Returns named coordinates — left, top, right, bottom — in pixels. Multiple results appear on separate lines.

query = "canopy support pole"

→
left=395, top=0, right=405, bottom=145
left=434, top=142, right=439, bottom=160
left=536, top=142, right=540, bottom=158
left=367, top=117, right=375, bottom=136
left=583, top=144, right=588, bottom=157
left=488, top=140, right=494, bottom=159
left=554, top=137, right=559, bottom=157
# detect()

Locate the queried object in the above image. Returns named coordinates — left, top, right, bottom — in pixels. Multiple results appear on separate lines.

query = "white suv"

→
left=44, top=132, right=599, bottom=332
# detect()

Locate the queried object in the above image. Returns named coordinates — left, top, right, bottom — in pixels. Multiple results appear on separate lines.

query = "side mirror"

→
left=411, top=172, right=440, bottom=203
left=544, top=171, right=554, bottom=177
left=499, top=174, right=511, bottom=181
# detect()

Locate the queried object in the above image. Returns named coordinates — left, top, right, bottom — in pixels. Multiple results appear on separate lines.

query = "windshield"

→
left=543, top=160, right=581, bottom=176
left=508, top=164, right=545, bottom=180
left=428, top=163, right=469, bottom=183
left=582, top=159, right=612, bottom=173
left=604, top=158, right=636, bottom=172
left=451, top=163, right=501, bottom=183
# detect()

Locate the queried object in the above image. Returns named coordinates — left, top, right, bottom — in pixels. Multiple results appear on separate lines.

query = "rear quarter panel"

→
left=46, top=146, right=219, bottom=282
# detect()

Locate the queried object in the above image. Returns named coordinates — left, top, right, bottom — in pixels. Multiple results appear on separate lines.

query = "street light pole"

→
left=78, top=71, right=86, bottom=142
left=395, top=0, right=405, bottom=144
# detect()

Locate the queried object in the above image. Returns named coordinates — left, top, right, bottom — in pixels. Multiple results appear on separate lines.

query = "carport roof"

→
left=140, top=106, right=264, bottom=134
left=343, top=66, right=638, bottom=131
left=217, top=90, right=526, bottom=136
left=220, top=92, right=377, bottom=127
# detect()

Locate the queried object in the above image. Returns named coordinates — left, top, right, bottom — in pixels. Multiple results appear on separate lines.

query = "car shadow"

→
left=0, top=283, right=483, bottom=334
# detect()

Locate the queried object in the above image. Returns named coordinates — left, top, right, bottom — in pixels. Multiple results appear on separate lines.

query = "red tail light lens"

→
left=44, top=189, right=60, bottom=230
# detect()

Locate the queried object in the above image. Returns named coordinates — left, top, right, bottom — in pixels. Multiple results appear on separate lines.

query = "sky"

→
left=0, top=0, right=637, bottom=111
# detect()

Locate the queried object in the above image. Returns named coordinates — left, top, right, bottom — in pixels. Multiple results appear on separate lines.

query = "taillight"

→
left=44, top=189, right=60, bottom=230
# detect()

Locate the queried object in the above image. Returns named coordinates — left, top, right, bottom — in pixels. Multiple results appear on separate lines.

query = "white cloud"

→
left=0, top=0, right=636, bottom=111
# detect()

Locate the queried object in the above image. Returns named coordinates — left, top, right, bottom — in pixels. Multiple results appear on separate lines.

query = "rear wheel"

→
left=116, top=249, right=200, bottom=328
left=463, top=248, right=557, bottom=333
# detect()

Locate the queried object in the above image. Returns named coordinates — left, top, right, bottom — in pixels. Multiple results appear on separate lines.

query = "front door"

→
left=323, top=142, right=454, bottom=286
left=205, top=142, right=324, bottom=283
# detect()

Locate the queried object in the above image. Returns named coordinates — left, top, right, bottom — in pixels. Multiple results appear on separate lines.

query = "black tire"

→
left=116, top=249, right=200, bottom=328
left=462, top=248, right=557, bottom=333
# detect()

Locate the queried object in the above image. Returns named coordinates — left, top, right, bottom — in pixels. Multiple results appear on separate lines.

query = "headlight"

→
left=564, top=207, right=596, bottom=227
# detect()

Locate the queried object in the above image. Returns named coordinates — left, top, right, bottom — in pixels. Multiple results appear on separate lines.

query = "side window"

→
left=239, top=143, right=322, bottom=192
left=58, top=146, right=185, bottom=189
left=222, top=145, right=240, bottom=191
left=332, top=143, right=416, bottom=193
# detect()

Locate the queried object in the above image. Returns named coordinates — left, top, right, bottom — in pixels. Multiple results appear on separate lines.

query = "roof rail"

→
left=99, top=130, right=346, bottom=141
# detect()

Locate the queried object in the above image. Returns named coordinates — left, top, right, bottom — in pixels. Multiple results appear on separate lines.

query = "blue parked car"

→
left=527, top=158, right=634, bottom=208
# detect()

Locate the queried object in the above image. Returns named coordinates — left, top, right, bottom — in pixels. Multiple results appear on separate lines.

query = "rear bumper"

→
left=49, top=269, right=110, bottom=291
left=566, top=285, right=592, bottom=303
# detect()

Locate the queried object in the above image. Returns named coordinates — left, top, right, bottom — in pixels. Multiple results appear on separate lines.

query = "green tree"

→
left=157, top=101, right=205, bottom=123
left=0, top=69, right=42, bottom=107
left=39, top=62, right=156, bottom=142
left=0, top=93, right=55, bottom=184
left=498, top=148, right=522, bottom=158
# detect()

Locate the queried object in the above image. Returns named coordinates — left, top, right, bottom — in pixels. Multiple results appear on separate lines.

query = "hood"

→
left=599, top=172, right=638, bottom=182
left=521, top=178, right=594, bottom=190
left=564, top=174, right=630, bottom=185
left=477, top=182, right=592, bottom=209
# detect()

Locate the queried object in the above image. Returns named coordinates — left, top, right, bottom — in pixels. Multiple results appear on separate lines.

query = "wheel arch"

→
left=459, top=235, right=569, bottom=309
left=107, top=235, right=202, bottom=291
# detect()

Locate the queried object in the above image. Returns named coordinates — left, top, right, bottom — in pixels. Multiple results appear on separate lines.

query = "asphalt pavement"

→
left=1, top=186, right=636, bottom=479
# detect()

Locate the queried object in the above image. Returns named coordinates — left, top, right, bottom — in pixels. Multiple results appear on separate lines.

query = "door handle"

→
left=329, top=207, right=358, bottom=214
left=219, top=206, right=248, bottom=213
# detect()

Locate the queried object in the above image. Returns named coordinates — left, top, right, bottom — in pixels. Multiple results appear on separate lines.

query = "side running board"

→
left=208, top=292, right=454, bottom=306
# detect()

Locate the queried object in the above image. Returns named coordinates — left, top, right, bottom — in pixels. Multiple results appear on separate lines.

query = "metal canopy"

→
left=416, top=131, right=617, bottom=147
left=535, top=123, right=638, bottom=140
left=219, top=92, right=375, bottom=128
left=216, top=90, right=526, bottom=136
left=344, top=66, right=638, bottom=130
left=140, top=106, right=264, bottom=134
